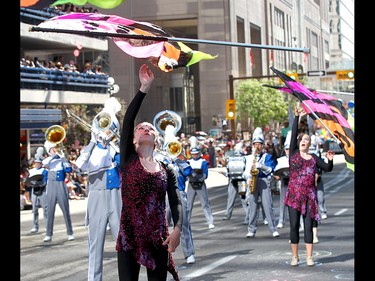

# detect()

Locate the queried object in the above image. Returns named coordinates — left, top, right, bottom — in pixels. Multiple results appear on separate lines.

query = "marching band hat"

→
left=190, top=148, right=200, bottom=154
left=252, top=127, right=264, bottom=144
left=252, top=135, right=264, bottom=144
left=34, top=157, right=43, bottom=163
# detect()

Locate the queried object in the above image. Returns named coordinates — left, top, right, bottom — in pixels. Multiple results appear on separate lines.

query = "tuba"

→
left=45, top=125, right=66, bottom=156
left=153, top=110, right=183, bottom=158
left=249, top=146, right=259, bottom=194
left=66, top=109, right=120, bottom=153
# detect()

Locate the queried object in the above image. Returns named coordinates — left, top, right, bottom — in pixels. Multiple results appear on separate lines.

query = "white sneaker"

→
left=246, top=232, right=255, bottom=238
left=277, top=223, right=284, bottom=229
left=290, top=256, right=299, bottom=266
left=306, top=256, right=315, bottom=266
left=186, top=255, right=196, bottom=264
left=30, top=227, right=38, bottom=233
left=67, top=235, right=75, bottom=241
left=208, top=224, right=215, bottom=229
left=321, top=213, right=328, bottom=220
left=272, top=231, right=280, bottom=237
left=263, top=219, right=268, bottom=225
left=43, top=236, right=52, bottom=242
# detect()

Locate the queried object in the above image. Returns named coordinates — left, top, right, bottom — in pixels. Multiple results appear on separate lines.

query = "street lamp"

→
left=107, top=76, right=120, bottom=96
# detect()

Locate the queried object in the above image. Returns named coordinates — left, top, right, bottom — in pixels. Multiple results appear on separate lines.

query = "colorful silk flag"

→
left=37, top=13, right=218, bottom=72
left=269, top=67, right=355, bottom=171
left=51, top=0, right=125, bottom=9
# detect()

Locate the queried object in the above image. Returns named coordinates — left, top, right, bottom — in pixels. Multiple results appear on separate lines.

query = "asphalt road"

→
left=20, top=154, right=355, bottom=281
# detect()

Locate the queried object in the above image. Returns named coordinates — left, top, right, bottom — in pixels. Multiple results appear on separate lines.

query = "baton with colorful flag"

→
left=267, top=67, right=354, bottom=171
left=33, top=12, right=218, bottom=72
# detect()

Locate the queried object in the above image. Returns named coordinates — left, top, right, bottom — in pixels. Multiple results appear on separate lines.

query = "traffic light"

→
left=226, top=99, right=236, bottom=120
left=336, top=70, right=354, bottom=80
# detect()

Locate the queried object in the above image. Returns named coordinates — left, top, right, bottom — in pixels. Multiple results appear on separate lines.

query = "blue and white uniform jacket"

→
left=75, top=141, right=120, bottom=192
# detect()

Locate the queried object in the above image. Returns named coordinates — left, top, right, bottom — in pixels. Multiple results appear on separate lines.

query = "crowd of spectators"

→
left=20, top=55, right=107, bottom=77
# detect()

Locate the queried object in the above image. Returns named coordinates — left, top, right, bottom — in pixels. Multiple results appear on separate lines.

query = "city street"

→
left=20, top=154, right=355, bottom=281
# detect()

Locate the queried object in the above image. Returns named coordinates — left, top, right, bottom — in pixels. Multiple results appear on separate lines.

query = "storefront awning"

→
left=20, top=109, right=62, bottom=130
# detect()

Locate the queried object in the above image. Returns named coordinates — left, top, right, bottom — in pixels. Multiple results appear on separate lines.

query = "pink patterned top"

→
left=284, top=152, right=320, bottom=222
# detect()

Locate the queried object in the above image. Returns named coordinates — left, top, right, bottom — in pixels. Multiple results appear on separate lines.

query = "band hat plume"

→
left=284, top=130, right=292, bottom=149
left=252, top=127, right=264, bottom=144
left=35, top=146, right=45, bottom=159
left=44, top=140, right=56, bottom=155
left=103, top=97, right=121, bottom=114
left=102, top=97, right=121, bottom=130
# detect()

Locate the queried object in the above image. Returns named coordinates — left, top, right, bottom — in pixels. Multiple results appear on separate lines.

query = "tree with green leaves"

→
left=235, top=78, right=291, bottom=130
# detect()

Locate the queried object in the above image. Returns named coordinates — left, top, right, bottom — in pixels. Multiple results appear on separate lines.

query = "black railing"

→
left=20, top=67, right=110, bottom=94
left=20, top=7, right=65, bottom=25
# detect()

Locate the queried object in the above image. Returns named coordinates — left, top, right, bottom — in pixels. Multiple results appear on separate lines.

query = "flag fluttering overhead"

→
left=268, top=67, right=354, bottom=171
left=51, top=0, right=125, bottom=9
left=37, top=13, right=218, bottom=72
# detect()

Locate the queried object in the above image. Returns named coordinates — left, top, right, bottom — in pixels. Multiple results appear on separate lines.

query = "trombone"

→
left=66, top=109, right=120, bottom=153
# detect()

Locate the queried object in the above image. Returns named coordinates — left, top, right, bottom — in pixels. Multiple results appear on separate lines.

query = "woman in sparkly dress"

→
left=284, top=111, right=335, bottom=267
left=116, top=64, right=183, bottom=281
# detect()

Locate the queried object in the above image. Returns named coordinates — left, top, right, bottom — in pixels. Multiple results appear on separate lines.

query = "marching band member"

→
left=222, top=150, right=248, bottom=222
left=186, top=147, right=215, bottom=230
left=161, top=152, right=197, bottom=265
left=42, top=138, right=74, bottom=242
left=27, top=147, right=48, bottom=234
left=75, top=97, right=122, bottom=281
left=274, top=131, right=292, bottom=229
left=242, top=128, right=279, bottom=238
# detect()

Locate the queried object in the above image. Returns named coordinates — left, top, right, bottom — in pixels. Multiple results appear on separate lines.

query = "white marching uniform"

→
left=187, top=156, right=214, bottom=226
left=42, top=154, right=74, bottom=238
left=243, top=151, right=278, bottom=235
left=76, top=141, right=121, bottom=281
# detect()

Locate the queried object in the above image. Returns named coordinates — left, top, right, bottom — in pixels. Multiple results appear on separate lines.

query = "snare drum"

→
left=227, top=156, right=246, bottom=180
left=274, top=156, right=289, bottom=177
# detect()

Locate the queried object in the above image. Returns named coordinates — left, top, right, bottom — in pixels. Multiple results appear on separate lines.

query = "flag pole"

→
left=29, top=26, right=310, bottom=53
left=299, top=100, right=341, bottom=144
left=315, top=89, right=354, bottom=96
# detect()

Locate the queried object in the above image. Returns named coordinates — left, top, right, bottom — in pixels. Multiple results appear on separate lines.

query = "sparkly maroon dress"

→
left=117, top=90, right=181, bottom=280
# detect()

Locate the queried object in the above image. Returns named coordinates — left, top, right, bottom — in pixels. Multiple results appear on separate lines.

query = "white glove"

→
left=98, top=131, right=109, bottom=145
left=255, top=162, right=262, bottom=169
left=90, top=131, right=98, bottom=144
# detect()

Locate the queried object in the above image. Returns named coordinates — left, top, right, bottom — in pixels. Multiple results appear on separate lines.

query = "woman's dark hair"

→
left=297, top=133, right=311, bottom=148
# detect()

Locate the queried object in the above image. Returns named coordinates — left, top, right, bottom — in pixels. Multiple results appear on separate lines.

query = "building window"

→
left=169, top=87, right=184, bottom=112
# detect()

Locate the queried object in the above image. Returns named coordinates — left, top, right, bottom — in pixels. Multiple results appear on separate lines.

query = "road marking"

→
left=185, top=255, right=236, bottom=278
left=334, top=208, right=348, bottom=216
